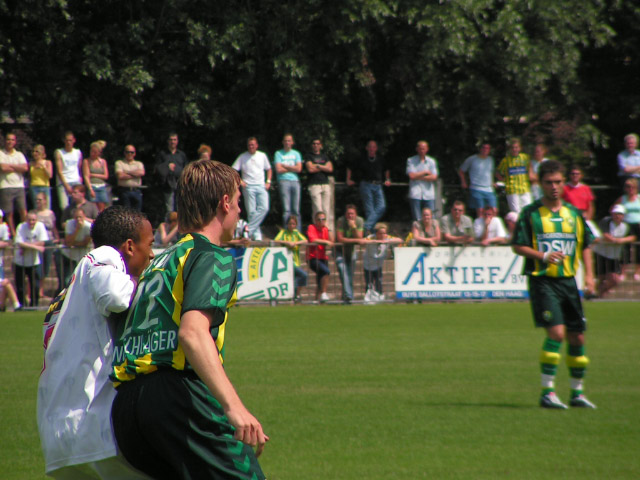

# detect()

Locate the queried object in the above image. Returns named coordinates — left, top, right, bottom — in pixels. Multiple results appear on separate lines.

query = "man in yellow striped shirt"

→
left=497, top=138, right=533, bottom=213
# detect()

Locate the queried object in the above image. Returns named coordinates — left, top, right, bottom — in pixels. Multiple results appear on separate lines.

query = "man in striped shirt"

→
left=497, top=138, right=533, bottom=213
left=512, top=160, right=596, bottom=410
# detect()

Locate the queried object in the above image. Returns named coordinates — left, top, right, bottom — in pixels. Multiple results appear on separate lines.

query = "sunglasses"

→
left=125, top=150, right=136, bottom=154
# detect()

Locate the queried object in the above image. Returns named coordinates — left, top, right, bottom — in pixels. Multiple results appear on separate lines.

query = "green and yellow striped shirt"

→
left=512, top=200, right=594, bottom=277
left=111, top=233, right=237, bottom=384
left=497, top=153, right=531, bottom=194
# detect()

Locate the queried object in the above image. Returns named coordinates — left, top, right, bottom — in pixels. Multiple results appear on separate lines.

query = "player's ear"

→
left=221, top=194, right=231, bottom=213
left=119, top=238, right=135, bottom=261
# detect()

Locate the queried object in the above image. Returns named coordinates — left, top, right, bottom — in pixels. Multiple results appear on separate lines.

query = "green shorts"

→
left=528, top=275, right=586, bottom=333
left=112, top=369, right=265, bottom=480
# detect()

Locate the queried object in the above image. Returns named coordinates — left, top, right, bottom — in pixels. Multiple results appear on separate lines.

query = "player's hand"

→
left=543, top=251, right=565, bottom=264
left=227, top=407, right=270, bottom=457
left=584, top=275, right=595, bottom=295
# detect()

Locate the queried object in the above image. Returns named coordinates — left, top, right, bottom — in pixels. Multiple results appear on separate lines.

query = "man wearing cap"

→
left=592, top=204, right=636, bottom=297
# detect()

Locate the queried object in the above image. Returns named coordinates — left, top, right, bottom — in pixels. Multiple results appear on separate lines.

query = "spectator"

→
left=617, top=133, right=640, bottom=182
left=82, top=140, right=109, bottom=212
left=335, top=204, right=364, bottom=304
left=362, top=222, right=402, bottom=302
left=529, top=144, right=550, bottom=200
left=13, top=210, right=48, bottom=307
left=562, top=164, right=595, bottom=220
left=406, top=140, right=439, bottom=221
left=274, top=133, right=303, bottom=227
left=57, top=208, right=92, bottom=290
left=61, top=184, right=99, bottom=224
left=54, top=131, right=83, bottom=211
left=593, top=204, right=636, bottom=297
left=0, top=131, right=29, bottom=236
left=154, top=211, right=179, bottom=248
left=274, top=215, right=308, bottom=302
left=197, top=144, right=212, bottom=161
left=473, top=207, right=508, bottom=246
left=34, top=192, right=59, bottom=298
left=306, top=210, right=333, bottom=303
left=613, top=177, right=640, bottom=281
left=458, top=143, right=496, bottom=217
left=155, top=132, right=187, bottom=215
left=232, top=137, right=272, bottom=240
left=115, top=145, right=145, bottom=211
left=305, top=138, right=334, bottom=232
left=497, top=138, right=533, bottom=213
left=411, top=207, right=440, bottom=247
left=28, top=144, right=53, bottom=209
left=504, top=211, right=518, bottom=242
left=441, top=200, right=474, bottom=245
left=0, top=209, right=21, bottom=311
left=346, top=140, right=390, bottom=233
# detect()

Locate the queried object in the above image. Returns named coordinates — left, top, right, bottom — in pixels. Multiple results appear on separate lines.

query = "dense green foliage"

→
left=2, top=303, right=640, bottom=479
left=0, top=1, right=637, bottom=183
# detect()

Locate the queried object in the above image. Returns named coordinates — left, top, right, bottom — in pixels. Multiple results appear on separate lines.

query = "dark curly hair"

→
left=91, top=205, right=148, bottom=248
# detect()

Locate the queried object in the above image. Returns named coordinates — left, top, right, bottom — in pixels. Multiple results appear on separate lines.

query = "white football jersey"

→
left=37, top=245, right=135, bottom=473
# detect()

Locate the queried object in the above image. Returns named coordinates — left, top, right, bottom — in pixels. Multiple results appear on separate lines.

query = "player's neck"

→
left=193, top=222, right=223, bottom=246
left=542, top=197, right=562, bottom=211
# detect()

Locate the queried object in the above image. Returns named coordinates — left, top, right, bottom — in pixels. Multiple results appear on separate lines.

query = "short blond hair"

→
left=177, top=160, right=240, bottom=232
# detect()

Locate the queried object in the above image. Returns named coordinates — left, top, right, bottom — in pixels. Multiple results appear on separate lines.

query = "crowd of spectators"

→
left=1, top=129, right=639, bottom=310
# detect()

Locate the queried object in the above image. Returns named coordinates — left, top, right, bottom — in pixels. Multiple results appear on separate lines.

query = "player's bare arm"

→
left=179, top=309, right=269, bottom=457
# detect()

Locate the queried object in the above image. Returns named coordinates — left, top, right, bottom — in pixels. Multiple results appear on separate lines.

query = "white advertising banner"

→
left=394, top=246, right=529, bottom=300
left=231, top=247, right=295, bottom=301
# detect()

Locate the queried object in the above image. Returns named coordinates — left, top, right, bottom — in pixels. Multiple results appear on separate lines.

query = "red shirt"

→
left=562, top=183, right=594, bottom=212
left=306, top=224, right=329, bottom=261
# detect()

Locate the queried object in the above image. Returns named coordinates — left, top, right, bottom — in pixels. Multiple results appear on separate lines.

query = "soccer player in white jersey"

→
left=37, top=206, right=154, bottom=479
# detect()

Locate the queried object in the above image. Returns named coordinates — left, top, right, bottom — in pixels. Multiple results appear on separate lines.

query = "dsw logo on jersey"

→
left=536, top=232, right=577, bottom=255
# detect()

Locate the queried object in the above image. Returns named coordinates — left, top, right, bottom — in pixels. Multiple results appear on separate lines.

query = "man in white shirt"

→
left=58, top=208, right=93, bottom=288
left=0, top=132, right=29, bottom=236
left=473, top=207, right=508, bottom=246
left=232, top=137, right=272, bottom=240
left=14, top=211, right=48, bottom=307
left=406, top=140, right=439, bottom=221
left=37, top=205, right=154, bottom=480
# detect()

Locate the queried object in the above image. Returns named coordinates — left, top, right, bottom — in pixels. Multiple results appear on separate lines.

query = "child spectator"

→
left=362, top=222, right=402, bottom=303
left=274, top=215, right=308, bottom=302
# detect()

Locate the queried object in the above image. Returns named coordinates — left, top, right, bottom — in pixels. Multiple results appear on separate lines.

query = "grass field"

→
left=1, top=302, right=639, bottom=479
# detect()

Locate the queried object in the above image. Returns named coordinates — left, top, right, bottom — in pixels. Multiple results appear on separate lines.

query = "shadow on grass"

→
left=422, top=402, right=534, bottom=409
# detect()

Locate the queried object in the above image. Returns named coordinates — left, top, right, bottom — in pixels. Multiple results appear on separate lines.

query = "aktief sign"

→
left=394, top=246, right=528, bottom=299
left=234, top=247, right=294, bottom=301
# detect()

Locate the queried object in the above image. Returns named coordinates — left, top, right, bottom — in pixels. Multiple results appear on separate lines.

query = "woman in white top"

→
left=54, top=131, right=83, bottom=210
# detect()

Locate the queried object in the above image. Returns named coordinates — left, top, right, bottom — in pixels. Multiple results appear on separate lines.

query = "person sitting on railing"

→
left=362, top=222, right=402, bottom=303
left=410, top=207, right=440, bottom=247
left=274, top=215, right=308, bottom=303
left=473, top=207, right=508, bottom=246
left=57, top=208, right=92, bottom=290
left=154, top=211, right=179, bottom=248
left=593, top=204, right=637, bottom=297
left=441, top=200, right=474, bottom=245
left=613, top=177, right=640, bottom=281
left=306, top=210, right=333, bottom=303
left=504, top=211, right=518, bottom=242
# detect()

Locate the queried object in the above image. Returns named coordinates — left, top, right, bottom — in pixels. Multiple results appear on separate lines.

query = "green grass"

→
left=2, top=302, right=639, bottom=479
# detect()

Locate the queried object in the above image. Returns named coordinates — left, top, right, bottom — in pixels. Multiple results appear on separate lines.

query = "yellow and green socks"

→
left=567, top=344, right=589, bottom=399
left=540, top=338, right=562, bottom=394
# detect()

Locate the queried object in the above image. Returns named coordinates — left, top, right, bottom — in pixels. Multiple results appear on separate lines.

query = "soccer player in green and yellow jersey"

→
left=497, top=138, right=533, bottom=213
left=512, top=159, right=597, bottom=410
left=110, top=160, right=268, bottom=479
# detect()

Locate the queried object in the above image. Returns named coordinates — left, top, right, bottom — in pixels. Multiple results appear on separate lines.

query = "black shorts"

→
left=528, top=275, right=586, bottom=333
left=112, top=369, right=265, bottom=480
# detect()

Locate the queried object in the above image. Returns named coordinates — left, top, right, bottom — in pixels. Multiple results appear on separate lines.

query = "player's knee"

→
left=566, top=355, right=589, bottom=368
left=539, top=351, right=561, bottom=365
